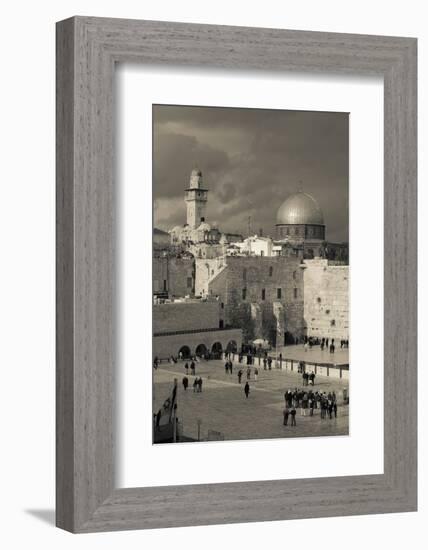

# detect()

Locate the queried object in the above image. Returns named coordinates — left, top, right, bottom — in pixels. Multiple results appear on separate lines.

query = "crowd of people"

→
left=155, top=353, right=345, bottom=431
left=303, top=336, right=349, bottom=354
left=283, top=389, right=339, bottom=426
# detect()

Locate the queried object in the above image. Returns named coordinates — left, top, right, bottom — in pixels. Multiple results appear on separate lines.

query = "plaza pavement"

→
left=153, top=356, right=349, bottom=443
left=277, top=344, right=349, bottom=366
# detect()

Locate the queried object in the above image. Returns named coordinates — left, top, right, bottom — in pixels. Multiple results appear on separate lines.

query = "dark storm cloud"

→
left=153, top=105, right=349, bottom=242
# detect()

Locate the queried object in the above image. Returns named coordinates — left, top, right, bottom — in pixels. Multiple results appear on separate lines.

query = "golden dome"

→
left=277, top=192, right=324, bottom=225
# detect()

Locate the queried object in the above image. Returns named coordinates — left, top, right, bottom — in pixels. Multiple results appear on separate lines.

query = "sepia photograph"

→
left=152, top=104, right=349, bottom=444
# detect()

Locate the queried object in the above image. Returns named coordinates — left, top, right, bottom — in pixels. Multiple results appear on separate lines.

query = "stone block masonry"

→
left=207, top=256, right=305, bottom=344
left=153, top=300, right=222, bottom=334
left=303, top=259, right=349, bottom=341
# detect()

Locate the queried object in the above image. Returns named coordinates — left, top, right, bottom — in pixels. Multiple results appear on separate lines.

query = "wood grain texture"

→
left=56, top=16, right=417, bottom=533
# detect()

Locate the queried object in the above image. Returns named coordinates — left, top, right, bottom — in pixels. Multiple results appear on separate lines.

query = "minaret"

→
left=184, top=169, right=208, bottom=229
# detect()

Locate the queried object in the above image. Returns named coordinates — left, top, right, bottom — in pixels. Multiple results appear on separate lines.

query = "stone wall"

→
left=303, top=259, right=349, bottom=340
left=194, top=256, right=227, bottom=297
left=153, top=256, right=195, bottom=297
left=153, top=300, right=222, bottom=334
left=153, top=328, right=242, bottom=360
left=207, top=256, right=305, bottom=344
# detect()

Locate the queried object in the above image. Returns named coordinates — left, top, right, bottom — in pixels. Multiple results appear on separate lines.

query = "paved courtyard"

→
left=277, top=344, right=349, bottom=366
left=153, top=356, right=349, bottom=443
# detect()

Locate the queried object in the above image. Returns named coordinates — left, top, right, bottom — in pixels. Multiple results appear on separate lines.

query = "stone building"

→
left=153, top=255, right=195, bottom=299
left=229, top=235, right=275, bottom=257
left=168, top=169, right=242, bottom=259
left=303, top=258, right=349, bottom=341
left=196, top=255, right=305, bottom=346
left=153, top=299, right=242, bottom=359
left=274, top=191, right=348, bottom=262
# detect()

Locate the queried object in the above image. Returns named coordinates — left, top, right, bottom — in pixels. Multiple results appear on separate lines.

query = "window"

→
left=269, top=266, right=273, bottom=277
left=277, top=288, right=282, bottom=299
left=187, top=277, right=192, bottom=288
left=260, top=250, right=264, bottom=257
left=295, top=227, right=299, bottom=235
left=219, top=320, right=224, bottom=329
left=294, top=288, right=298, bottom=299
left=286, top=227, right=290, bottom=235
left=242, top=288, right=247, bottom=300
left=292, top=270, right=296, bottom=280
left=317, top=297, right=322, bottom=303
left=262, top=289, right=266, bottom=300
left=331, top=319, right=336, bottom=326
left=221, top=302, right=224, bottom=309
left=163, top=279, right=167, bottom=291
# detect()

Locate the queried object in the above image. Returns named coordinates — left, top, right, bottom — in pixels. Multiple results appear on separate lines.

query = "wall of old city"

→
left=208, top=256, right=305, bottom=343
left=153, top=328, right=242, bottom=360
left=153, top=300, right=222, bottom=334
left=153, top=256, right=195, bottom=297
left=303, top=259, right=349, bottom=341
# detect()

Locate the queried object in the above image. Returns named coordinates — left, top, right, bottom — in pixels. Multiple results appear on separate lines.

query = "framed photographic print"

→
left=56, top=16, right=417, bottom=532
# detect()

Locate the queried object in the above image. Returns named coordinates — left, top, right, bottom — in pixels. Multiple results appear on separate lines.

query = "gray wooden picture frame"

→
left=56, top=16, right=417, bottom=533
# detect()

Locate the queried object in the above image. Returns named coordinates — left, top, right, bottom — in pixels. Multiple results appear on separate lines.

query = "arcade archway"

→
left=178, top=345, right=191, bottom=359
left=211, top=342, right=223, bottom=358
left=195, top=343, right=208, bottom=358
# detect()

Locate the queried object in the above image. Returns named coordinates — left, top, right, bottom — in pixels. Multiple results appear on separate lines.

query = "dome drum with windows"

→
left=275, top=191, right=325, bottom=241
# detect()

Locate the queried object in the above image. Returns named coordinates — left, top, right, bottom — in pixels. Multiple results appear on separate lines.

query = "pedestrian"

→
left=182, top=376, right=189, bottom=391
left=198, top=377, right=203, bottom=393
left=304, top=342, right=308, bottom=352
left=302, top=392, right=308, bottom=416
left=290, top=407, right=297, bottom=426
left=263, top=357, right=267, bottom=370
left=309, top=396, right=314, bottom=416
left=238, top=369, right=243, bottom=383
left=229, top=361, right=233, bottom=374
left=244, top=382, right=250, bottom=398
left=184, top=362, right=189, bottom=374
left=254, top=367, right=258, bottom=382
left=155, top=409, right=162, bottom=428
left=247, top=367, right=251, bottom=380
left=193, top=378, right=198, bottom=393
left=190, top=361, right=195, bottom=375
left=283, top=406, right=290, bottom=426
left=333, top=402, right=337, bottom=418
left=310, top=372, right=315, bottom=386
left=268, top=357, right=272, bottom=370
left=225, top=362, right=229, bottom=374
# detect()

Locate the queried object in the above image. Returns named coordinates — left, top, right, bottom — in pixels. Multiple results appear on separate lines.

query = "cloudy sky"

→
left=153, top=105, right=349, bottom=242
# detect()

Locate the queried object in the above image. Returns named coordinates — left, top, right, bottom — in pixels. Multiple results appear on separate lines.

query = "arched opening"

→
left=178, top=345, right=191, bottom=359
left=195, top=343, right=208, bottom=358
left=211, top=342, right=223, bottom=359
left=284, top=331, right=296, bottom=346
left=226, top=340, right=237, bottom=354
